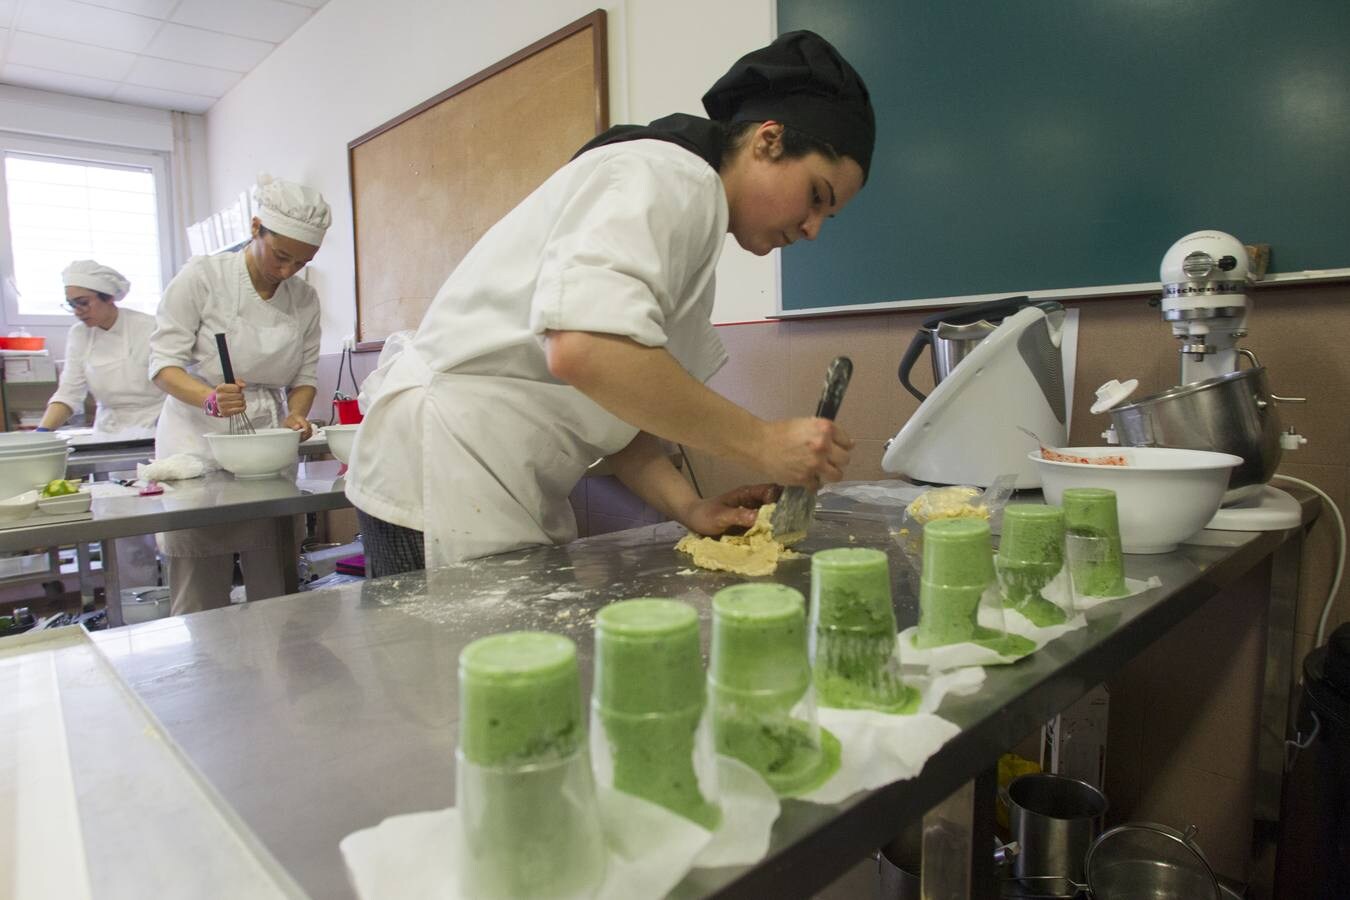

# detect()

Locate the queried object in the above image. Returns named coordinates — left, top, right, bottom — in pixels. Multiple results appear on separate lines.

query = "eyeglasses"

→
left=64, top=297, right=93, bottom=311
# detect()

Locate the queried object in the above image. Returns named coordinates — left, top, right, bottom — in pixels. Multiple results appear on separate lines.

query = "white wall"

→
left=203, top=0, right=779, bottom=353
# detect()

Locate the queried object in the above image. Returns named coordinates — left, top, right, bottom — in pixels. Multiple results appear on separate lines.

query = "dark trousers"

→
left=356, top=509, right=426, bottom=578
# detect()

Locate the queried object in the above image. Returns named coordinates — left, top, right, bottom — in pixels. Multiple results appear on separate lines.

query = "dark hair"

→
left=95, top=291, right=114, bottom=303
left=721, top=120, right=841, bottom=168
left=256, top=224, right=273, bottom=239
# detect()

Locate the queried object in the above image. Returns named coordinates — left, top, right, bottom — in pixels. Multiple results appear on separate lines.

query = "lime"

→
left=41, top=479, right=79, bottom=498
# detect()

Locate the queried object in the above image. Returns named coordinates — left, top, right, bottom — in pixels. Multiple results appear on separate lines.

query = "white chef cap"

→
left=253, top=173, right=331, bottom=247
left=61, top=260, right=130, bottom=301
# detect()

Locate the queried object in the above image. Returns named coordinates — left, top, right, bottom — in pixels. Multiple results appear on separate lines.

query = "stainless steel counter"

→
left=91, top=488, right=1305, bottom=899
left=3, top=460, right=350, bottom=625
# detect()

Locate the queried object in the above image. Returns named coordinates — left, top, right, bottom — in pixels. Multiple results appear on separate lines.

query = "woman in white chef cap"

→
left=37, top=261, right=163, bottom=436
left=346, top=31, right=874, bottom=576
left=149, top=174, right=330, bottom=616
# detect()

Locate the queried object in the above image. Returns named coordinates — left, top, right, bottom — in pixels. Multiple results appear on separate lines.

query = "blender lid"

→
left=1090, top=378, right=1139, bottom=415
left=1085, top=822, right=1221, bottom=900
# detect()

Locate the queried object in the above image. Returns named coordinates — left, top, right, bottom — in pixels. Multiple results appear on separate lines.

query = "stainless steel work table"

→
left=89, top=487, right=1310, bottom=900
left=4, top=459, right=350, bottom=625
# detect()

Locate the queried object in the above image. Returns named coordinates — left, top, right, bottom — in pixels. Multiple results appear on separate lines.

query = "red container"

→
left=0, top=336, right=46, bottom=351
left=334, top=398, right=363, bottom=424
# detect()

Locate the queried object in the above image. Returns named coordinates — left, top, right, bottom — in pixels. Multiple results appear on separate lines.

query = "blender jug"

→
left=897, top=295, right=1031, bottom=401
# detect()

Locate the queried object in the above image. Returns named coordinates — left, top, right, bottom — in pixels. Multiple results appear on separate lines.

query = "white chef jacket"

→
left=149, top=251, right=322, bottom=556
left=48, top=307, right=163, bottom=435
left=345, top=139, right=729, bottom=568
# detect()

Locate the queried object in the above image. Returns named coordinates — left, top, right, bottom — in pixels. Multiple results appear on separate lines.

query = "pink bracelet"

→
left=204, top=391, right=221, bottom=417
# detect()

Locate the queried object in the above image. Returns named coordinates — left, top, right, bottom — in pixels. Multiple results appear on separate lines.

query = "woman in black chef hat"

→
left=346, top=31, right=878, bottom=576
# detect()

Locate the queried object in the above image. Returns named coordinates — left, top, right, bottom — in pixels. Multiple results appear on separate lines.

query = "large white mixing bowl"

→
left=204, top=428, right=302, bottom=479
left=1031, top=446, right=1242, bottom=554
left=0, top=446, right=70, bottom=500
left=322, top=424, right=359, bottom=464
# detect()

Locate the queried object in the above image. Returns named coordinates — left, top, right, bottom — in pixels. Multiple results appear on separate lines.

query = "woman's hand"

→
left=213, top=381, right=246, bottom=417
left=680, top=483, right=780, bottom=536
left=282, top=412, right=314, bottom=440
left=753, top=417, right=853, bottom=488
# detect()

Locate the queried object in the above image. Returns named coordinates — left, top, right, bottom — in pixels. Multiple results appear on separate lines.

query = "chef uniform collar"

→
left=702, top=30, right=875, bottom=182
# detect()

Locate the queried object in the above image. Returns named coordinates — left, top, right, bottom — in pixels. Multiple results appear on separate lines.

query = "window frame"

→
left=0, top=132, right=174, bottom=326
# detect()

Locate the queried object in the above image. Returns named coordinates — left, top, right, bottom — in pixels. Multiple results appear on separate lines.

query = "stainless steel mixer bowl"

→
left=1108, top=367, right=1282, bottom=503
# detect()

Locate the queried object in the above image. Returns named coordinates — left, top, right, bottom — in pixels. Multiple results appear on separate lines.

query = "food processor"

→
left=1094, top=230, right=1307, bottom=530
left=882, top=303, right=1069, bottom=489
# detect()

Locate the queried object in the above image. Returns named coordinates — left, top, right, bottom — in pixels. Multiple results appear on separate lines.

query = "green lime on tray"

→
left=40, top=479, right=81, bottom=499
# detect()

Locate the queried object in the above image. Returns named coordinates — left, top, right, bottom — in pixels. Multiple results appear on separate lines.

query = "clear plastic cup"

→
left=809, top=547, right=917, bottom=714
left=591, top=598, right=721, bottom=829
left=996, top=504, right=1073, bottom=625
left=1065, top=531, right=1129, bottom=599
left=1061, top=488, right=1128, bottom=598
left=457, top=632, right=606, bottom=899
left=917, top=518, right=1033, bottom=656
left=709, top=583, right=841, bottom=796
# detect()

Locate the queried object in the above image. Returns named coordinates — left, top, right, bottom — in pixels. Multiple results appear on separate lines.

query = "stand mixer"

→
left=1096, top=230, right=1307, bottom=530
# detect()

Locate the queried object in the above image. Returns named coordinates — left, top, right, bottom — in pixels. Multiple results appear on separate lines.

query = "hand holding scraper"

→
left=770, top=355, right=853, bottom=545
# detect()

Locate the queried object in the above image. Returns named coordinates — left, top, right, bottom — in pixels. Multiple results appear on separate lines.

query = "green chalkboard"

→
left=777, top=0, right=1350, bottom=314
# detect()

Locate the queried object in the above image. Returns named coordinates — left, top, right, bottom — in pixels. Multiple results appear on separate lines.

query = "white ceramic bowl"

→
left=204, top=428, right=302, bottom=479
left=1031, top=446, right=1243, bottom=554
left=322, top=424, right=359, bottom=464
left=0, top=447, right=70, bottom=500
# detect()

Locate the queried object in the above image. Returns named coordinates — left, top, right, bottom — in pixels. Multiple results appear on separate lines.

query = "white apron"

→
left=155, top=276, right=304, bottom=557
left=348, top=344, right=638, bottom=569
left=86, top=350, right=163, bottom=435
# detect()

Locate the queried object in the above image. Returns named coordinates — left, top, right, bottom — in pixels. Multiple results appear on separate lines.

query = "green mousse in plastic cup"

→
left=996, top=504, right=1069, bottom=626
left=915, top=518, right=995, bottom=648
left=1061, top=488, right=1127, bottom=597
left=810, top=548, right=917, bottom=714
left=710, top=583, right=840, bottom=796
left=459, top=631, right=582, bottom=767
left=710, top=583, right=811, bottom=707
left=593, top=599, right=720, bottom=829
left=457, top=632, right=605, bottom=899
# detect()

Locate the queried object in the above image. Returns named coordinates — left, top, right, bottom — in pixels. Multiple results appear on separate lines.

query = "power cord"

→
left=1272, top=474, right=1346, bottom=646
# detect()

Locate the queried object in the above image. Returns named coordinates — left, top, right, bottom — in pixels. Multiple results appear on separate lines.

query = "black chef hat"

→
left=702, top=30, right=875, bottom=180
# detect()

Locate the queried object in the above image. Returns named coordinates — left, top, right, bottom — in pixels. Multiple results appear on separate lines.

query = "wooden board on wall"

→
left=349, top=11, right=607, bottom=347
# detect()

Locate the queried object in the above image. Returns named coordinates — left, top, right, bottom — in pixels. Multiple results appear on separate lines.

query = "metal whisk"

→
left=215, top=333, right=255, bottom=435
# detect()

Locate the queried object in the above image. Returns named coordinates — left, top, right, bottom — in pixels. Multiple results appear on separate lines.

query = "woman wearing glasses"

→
left=148, top=174, right=329, bottom=616
left=37, top=260, right=164, bottom=436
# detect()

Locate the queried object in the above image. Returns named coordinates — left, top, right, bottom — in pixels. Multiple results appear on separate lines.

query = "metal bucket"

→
left=1107, top=367, right=1283, bottom=503
left=1007, top=773, right=1108, bottom=896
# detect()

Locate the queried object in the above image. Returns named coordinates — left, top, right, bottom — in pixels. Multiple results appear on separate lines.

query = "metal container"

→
left=1108, top=367, right=1282, bottom=503
left=897, top=295, right=1032, bottom=401
left=876, top=822, right=921, bottom=900
left=1007, top=773, right=1107, bottom=896
left=1084, top=822, right=1221, bottom=900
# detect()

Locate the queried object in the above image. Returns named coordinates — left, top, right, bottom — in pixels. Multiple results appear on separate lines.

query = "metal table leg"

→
left=101, top=538, right=123, bottom=627
left=75, top=541, right=94, bottom=609
left=276, top=516, right=299, bottom=596
left=1249, top=531, right=1305, bottom=897
left=921, top=767, right=998, bottom=899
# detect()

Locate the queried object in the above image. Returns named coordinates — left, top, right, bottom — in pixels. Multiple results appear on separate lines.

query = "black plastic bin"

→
left=1276, top=624, right=1350, bottom=899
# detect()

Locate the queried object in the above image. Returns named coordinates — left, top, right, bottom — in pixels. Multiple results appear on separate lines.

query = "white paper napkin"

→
left=691, top=756, right=781, bottom=868
left=339, top=755, right=779, bottom=898
left=1073, top=575, right=1161, bottom=609
left=799, top=668, right=983, bottom=804
left=137, top=453, right=217, bottom=481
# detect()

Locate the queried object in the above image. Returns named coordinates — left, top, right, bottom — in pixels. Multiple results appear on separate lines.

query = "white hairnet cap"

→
left=62, top=260, right=130, bottom=301
left=254, top=173, right=331, bottom=246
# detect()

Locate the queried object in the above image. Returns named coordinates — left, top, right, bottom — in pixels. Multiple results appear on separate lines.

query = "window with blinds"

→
left=3, top=152, right=165, bottom=319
